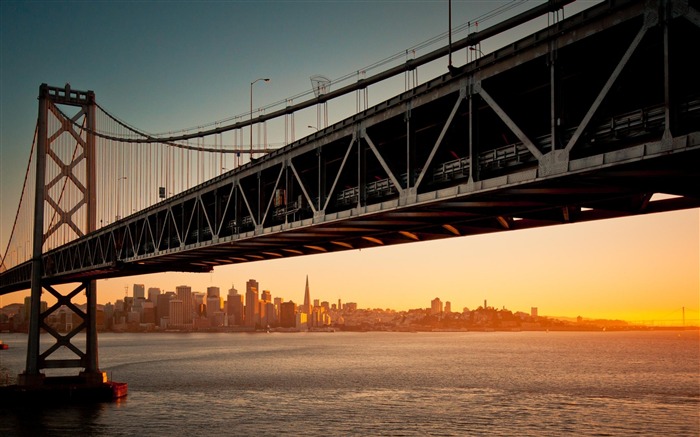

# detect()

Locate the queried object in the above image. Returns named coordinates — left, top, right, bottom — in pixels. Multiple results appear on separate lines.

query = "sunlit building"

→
left=273, top=297, right=283, bottom=322
left=261, top=301, right=276, bottom=327
left=227, top=286, right=244, bottom=326
left=193, top=292, right=205, bottom=316
left=302, top=275, right=312, bottom=315
left=280, top=300, right=297, bottom=328
left=296, top=311, right=309, bottom=331
left=431, top=297, right=443, bottom=315
left=245, top=279, right=259, bottom=327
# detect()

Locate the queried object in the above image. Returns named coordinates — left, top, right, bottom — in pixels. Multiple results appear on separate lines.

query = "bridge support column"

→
left=6, top=84, right=126, bottom=402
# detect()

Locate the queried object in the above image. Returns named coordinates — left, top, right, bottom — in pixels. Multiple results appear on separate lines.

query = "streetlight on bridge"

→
left=250, top=77, right=270, bottom=160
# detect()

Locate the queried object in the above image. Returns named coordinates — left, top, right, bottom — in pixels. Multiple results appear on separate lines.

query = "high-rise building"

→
left=444, top=301, right=452, bottom=314
left=133, top=284, right=145, bottom=300
left=245, top=279, right=259, bottom=327
left=227, top=285, right=244, bottom=326
left=157, top=292, right=175, bottom=325
left=302, top=275, right=312, bottom=314
left=431, top=297, right=443, bottom=315
left=531, top=307, right=538, bottom=317
left=176, top=285, right=193, bottom=324
left=169, top=299, right=184, bottom=327
left=261, top=302, right=276, bottom=327
left=147, top=287, right=161, bottom=303
left=280, top=301, right=297, bottom=328
left=142, top=301, right=156, bottom=324
left=193, top=292, right=205, bottom=316
left=207, top=295, right=222, bottom=316
left=207, top=286, right=220, bottom=298
left=261, top=289, right=272, bottom=303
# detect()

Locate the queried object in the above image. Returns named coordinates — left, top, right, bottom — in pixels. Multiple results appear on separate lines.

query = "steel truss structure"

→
left=1, top=0, right=699, bottom=299
left=19, top=84, right=103, bottom=384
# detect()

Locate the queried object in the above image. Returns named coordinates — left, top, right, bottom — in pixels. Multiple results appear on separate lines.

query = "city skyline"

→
left=2, top=266, right=694, bottom=327
left=8, top=273, right=686, bottom=332
left=1, top=1, right=698, bottom=326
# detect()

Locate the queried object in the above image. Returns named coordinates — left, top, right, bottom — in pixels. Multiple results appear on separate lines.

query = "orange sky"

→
left=2, top=207, right=697, bottom=326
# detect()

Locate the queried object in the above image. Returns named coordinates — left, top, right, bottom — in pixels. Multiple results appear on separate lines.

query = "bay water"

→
left=0, top=330, right=698, bottom=436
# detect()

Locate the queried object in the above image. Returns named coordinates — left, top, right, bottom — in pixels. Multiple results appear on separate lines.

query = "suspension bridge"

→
left=0, top=0, right=698, bottom=400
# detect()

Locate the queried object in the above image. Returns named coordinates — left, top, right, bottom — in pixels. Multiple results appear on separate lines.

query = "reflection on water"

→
left=0, top=331, right=698, bottom=436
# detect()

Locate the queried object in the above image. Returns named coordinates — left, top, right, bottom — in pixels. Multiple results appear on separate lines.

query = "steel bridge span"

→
left=0, top=0, right=698, bottom=397
left=2, top=0, right=698, bottom=295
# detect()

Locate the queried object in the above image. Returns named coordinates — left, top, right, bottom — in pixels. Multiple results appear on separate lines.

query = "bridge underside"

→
left=1, top=0, right=699, bottom=294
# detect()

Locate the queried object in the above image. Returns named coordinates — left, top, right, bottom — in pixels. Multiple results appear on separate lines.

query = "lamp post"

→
left=250, top=77, right=270, bottom=160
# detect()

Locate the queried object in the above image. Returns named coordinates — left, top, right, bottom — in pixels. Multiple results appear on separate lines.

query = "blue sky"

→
left=1, top=1, right=697, bottom=323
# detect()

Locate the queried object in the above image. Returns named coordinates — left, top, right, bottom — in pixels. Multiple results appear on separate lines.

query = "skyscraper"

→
left=302, top=275, right=312, bottom=315
left=245, top=279, right=259, bottom=327
left=169, top=299, right=184, bottom=327
left=206, top=295, right=222, bottom=315
left=227, top=285, right=244, bottom=326
left=207, top=286, right=220, bottom=298
left=147, top=287, right=161, bottom=303
left=156, top=292, right=174, bottom=325
left=431, top=297, right=443, bottom=315
left=133, top=284, right=145, bottom=300
left=176, top=285, right=193, bottom=324
left=280, top=301, right=297, bottom=328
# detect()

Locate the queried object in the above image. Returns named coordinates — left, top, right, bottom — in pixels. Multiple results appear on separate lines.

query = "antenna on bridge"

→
left=310, top=75, right=330, bottom=129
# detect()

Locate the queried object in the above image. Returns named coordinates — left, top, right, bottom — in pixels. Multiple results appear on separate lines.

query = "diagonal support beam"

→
left=323, top=135, right=356, bottom=212
left=415, top=87, right=466, bottom=189
left=290, top=160, right=317, bottom=214
left=477, top=84, right=543, bottom=161
left=261, top=164, right=286, bottom=226
left=237, top=180, right=258, bottom=228
left=564, top=20, right=650, bottom=153
left=362, top=129, right=404, bottom=196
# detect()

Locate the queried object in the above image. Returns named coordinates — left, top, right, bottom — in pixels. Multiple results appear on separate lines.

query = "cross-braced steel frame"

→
left=19, top=84, right=102, bottom=385
left=1, top=0, right=698, bottom=299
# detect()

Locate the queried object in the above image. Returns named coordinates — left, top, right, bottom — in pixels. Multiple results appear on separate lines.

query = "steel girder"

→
left=2, top=0, right=699, bottom=295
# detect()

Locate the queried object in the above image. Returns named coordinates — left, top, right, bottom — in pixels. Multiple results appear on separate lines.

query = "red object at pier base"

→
left=0, top=374, right=127, bottom=404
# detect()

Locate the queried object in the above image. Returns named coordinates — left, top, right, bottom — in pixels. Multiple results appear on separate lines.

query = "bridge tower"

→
left=18, top=84, right=105, bottom=387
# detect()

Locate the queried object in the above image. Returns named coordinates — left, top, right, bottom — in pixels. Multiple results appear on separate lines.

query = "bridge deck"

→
left=2, top=0, right=699, bottom=294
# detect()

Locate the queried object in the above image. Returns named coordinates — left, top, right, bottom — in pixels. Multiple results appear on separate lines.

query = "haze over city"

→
left=1, top=0, right=698, bottom=326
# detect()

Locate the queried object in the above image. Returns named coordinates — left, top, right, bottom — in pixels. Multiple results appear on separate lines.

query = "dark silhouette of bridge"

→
left=0, top=0, right=698, bottom=399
